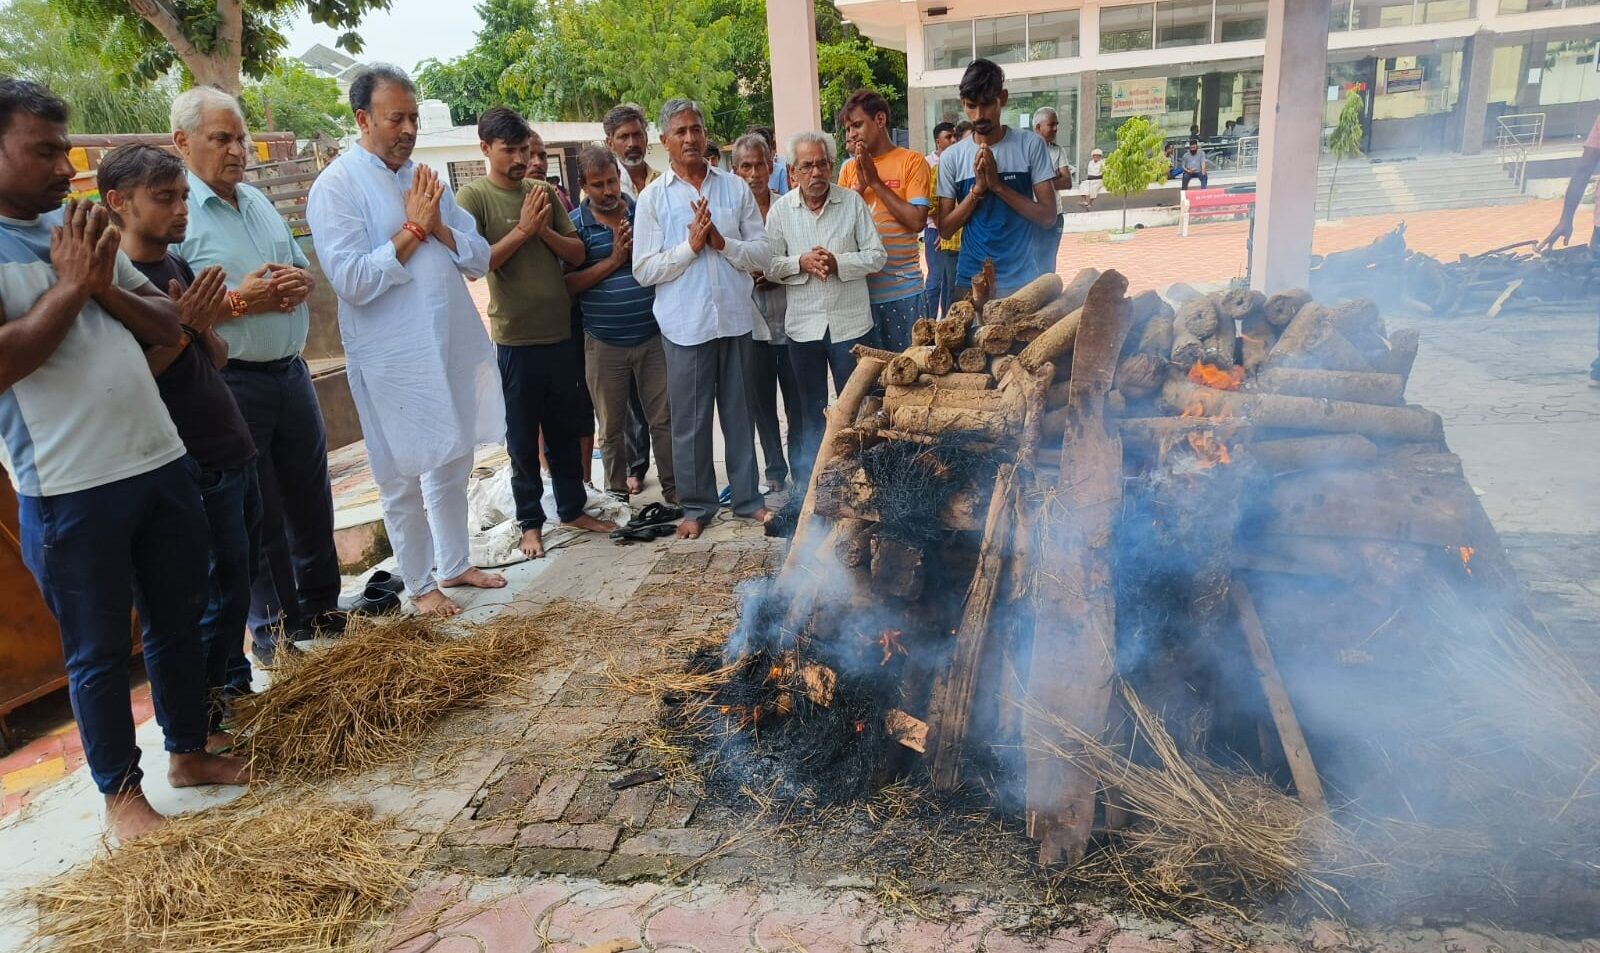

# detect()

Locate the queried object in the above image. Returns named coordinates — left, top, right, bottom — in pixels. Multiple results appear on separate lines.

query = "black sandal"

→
left=627, top=502, right=684, bottom=529
left=610, top=523, right=677, bottom=545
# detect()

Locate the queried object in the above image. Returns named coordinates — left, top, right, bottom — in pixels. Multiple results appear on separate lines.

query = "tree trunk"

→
left=130, top=0, right=244, bottom=95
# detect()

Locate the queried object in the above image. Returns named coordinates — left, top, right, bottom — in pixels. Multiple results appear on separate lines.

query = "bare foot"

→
left=518, top=527, right=546, bottom=559
left=440, top=567, right=507, bottom=589
left=563, top=513, right=618, bottom=533
left=413, top=589, right=463, bottom=617
left=106, top=790, right=166, bottom=842
left=626, top=476, right=643, bottom=495
left=206, top=730, right=236, bottom=754
left=168, top=750, right=253, bottom=789
left=676, top=519, right=703, bottom=540
left=748, top=507, right=772, bottom=524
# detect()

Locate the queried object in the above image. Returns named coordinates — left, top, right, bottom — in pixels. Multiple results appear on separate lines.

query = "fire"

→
left=876, top=629, right=908, bottom=666
left=854, top=721, right=866, bottom=734
left=1185, top=431, right=1232, bottom=468
left=1455, top=545, right=1475, bottom=575
left=718, top=704, right=763, bottom=730
left=1188, top=362, right=1244, bottom=391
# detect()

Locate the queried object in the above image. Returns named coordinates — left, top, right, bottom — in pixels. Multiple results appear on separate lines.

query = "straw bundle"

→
left=25, top=795, right=408, bottom=953
left=233, top=606, right=569, bottom=779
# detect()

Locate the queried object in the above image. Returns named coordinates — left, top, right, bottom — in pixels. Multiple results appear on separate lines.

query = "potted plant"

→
left=1101, top=115, right=1169, bottom=239
left=1325, top=82, right=1366, bottom=222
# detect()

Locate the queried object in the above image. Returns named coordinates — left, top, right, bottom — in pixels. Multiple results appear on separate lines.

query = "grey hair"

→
left=170, top=86, right=243, bottom=134
left=657, top=98, right=703, bottom=131
left=786, top=131, right=836, bottom=168
left=349, top=64, right=416, bottom=115
left=1033, top=106, right=1058, bottom=123
left=731, top=133, right=770, bottom=165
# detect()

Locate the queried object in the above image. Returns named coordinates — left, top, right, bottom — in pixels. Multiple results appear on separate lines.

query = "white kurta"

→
left=306, top=145, right=505, bottom=484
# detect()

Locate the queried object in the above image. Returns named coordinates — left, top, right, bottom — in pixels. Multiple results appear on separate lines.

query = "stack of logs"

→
left=772, top=265, right=1522, bottom=867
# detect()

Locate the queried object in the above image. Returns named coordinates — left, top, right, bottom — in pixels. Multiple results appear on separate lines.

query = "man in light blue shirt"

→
left=172, top=87, right=343, bottom=662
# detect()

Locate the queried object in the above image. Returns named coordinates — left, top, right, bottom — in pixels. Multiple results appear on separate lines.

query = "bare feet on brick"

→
left=167, top=750, right=253, bottom=789
left=206, top=730, right=236, bottom=754
left=440, top=567, right=507, bottom=589
left=563, top=513, right=617, bottom=533
left=105, top=789, right=166, bottom=843
left=413, top=589, right=463, bottom=617
left=676, top=518, right=704, bottom=540
left=518, top=527, right=546, bottom=559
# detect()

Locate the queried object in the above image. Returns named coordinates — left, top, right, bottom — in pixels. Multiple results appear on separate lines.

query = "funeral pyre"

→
left=664, top=266, right=1600, bottom=926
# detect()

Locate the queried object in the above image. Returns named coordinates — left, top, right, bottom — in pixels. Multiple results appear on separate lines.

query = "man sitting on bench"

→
left=1180, top=139, right=1209, bottom=191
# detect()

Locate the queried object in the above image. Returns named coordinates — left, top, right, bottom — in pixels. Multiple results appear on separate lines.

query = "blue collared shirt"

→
left=176, top=171, right=312, bottom=362
left=574, top=196, right=658, bottom=347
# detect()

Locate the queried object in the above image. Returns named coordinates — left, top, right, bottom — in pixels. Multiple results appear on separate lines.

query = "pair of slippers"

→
left=611, top=502, right=685, bottom=544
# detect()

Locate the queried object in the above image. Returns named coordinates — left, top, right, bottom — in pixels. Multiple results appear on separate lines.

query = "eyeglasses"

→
left=794, top=161, right=833, bottom=175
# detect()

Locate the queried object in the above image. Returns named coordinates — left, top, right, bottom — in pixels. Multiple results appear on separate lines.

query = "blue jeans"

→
left=17, top=457, right=212, bottom=795
left=788, top=327, right=874, bottom=483
left=198, top=462, right=263, bottom=720
left=923, top=243, right=959, bottom=321
left=872, top=296, right=923, bottom=353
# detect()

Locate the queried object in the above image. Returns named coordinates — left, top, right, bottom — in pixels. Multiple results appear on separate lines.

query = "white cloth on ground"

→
left=376, top=448, right=475, bottom=597
left=306, top=143, right=505, bottom=485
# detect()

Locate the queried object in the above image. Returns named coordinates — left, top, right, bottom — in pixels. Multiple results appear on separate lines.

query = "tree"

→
left=0, top=0, right=175, bottom=134
left=1325, top=83, right=1365, bottom=222
left=416, top=0, right=540, bottom=125
left=49, top=0, right=391, bottom=94
left=1100, top=115, right=1168, bottom=234
left=240, top=58, right=352, bottom=139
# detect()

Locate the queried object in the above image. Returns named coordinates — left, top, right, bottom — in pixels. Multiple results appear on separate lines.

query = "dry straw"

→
left=232, top=603, right=584, bottom=780
left=25, top=794, right=410, bottom=953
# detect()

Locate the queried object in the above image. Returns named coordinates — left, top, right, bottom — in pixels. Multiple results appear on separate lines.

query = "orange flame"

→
left=877, top=629, right=907, bottom=667
left=1455, top=545, right=1475, bottom=576
left=1188, top=362, right=1245, bottom=391
left=1185, top=431, right=1232, bottom=468
left=854, top=721, right=866, bottom=734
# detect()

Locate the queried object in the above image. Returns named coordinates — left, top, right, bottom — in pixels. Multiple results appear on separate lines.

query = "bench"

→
left=1179, top=187, right=1256, bottom=236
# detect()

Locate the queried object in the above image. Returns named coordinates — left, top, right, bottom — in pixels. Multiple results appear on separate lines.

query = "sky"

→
left=282, top=0, right=484, bottom=73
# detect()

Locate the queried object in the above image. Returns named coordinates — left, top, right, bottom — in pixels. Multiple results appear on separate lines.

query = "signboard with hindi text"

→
left=1110, top=78, right=1168, bottom=117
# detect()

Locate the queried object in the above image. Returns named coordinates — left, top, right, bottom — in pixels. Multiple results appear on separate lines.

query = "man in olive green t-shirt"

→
left=458, top=108, right=616, bottom=559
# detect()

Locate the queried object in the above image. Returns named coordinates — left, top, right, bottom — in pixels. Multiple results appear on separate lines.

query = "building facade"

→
left=839, top=0, right=1600, bottom=169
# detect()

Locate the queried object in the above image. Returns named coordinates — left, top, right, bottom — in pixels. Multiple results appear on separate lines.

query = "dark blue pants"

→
left=497, top=339, right=589, bottom=528
left=750, top=340, right=800, bottom=486
left=223, top=356, right=340, bottom=657
left=788, top=328, right=871, bottom=483
left=872, top=296, right=921, bottom=353
left=923, top=242, right=959, bottom=320
left=17, top=458, right=211, bottom=795
left=198, top=462, right=263, bottom=721
left=1182, top=171, right=1208, bottom=190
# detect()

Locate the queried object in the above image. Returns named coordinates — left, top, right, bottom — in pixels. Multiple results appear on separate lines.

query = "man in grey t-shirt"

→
left=1181, top=139, right=1209, bottom=191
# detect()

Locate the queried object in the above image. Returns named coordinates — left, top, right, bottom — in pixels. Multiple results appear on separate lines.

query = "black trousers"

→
left=625, top=383, right=652, bottom=481
left=222, top=356, right=341, bottom=652
left=497, top=339, right=589, bottom=527
left=750, top=340, right=801, bottom=485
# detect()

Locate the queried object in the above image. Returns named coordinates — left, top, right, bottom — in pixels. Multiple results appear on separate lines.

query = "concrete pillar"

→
left=1077, top=70, right=1099, bottom=172
left=1458, top=30, right=1497, bottom=156
left=1200, top=73, right=1222, bottom=137
left=768, top=0, right=821, bottom=147
left=909, top=86, right=927, bottom=153
left=1250, top=0, right=1329, bottom=295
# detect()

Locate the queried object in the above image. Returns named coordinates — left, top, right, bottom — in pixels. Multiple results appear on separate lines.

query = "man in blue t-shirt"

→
left=935, top=58, right=1060, bottom=299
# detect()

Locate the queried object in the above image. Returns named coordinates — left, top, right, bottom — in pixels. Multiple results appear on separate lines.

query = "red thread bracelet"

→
left=402, top=221, right=427, bottom=242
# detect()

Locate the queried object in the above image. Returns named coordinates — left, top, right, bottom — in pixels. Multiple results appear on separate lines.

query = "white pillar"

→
left=768, top=0, right=822, bottom=148
left=1250, top=0, right=1330, bottom=294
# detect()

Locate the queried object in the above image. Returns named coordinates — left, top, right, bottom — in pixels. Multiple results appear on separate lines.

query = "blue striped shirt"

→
left=574, top=197, right=658, bottom=347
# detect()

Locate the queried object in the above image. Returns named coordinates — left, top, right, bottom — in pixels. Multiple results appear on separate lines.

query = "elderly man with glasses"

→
left=762, top=130, right=885, bottom=484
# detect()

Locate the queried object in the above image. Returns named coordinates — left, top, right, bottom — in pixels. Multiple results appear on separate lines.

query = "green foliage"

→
left=0, top=0, right=175, bottom=134
left=1100, top=115, right=1168, bottom=231
left=416, top=0, right=541, bottom=125
left=240, top=58, right=353, bottom=139
left=1328, top=89, right=1364, bottom=162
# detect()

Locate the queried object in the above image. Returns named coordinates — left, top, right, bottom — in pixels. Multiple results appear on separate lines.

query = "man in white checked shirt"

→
left=763, top=131, right=886, bottom=484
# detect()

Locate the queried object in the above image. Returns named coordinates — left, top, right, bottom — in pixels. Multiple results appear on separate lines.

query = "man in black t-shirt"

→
left=100, top=144, right=261, bottom=750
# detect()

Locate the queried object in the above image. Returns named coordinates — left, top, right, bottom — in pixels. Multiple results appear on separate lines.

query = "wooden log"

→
left=971, top=259, right=997, bottom=314
left=911, top=318, right=936, bottom=347
left=871, top=536, right=926, bottom=601
left=1266, top=303, right=1372, bottom=372
left=783, top=355, right=888, bottom=575
left=1234, top=534, right=1429, bottom=600
left=828, top=426, right=882, bottom=459
left=1264, top=465, right=1479, bottom=547
left=1016, top=362, right=1054, bottom=470
left=1059, top=266, right=1101, bottom=314
left=1264, top=289, right=1312, bottom=328
left=886, top=709, right=929, bottom=754
left=1172, top=323, right=1235, bottom=370
left=888, top=403, right=1021, bottom=440
left=1133, top=313, right=1175, bottom=357
left=882, top=355, right=920, bottom=387
left=1252, top=368, right=1405, bottom=404
left=852, top=344, right=901, bottom=364
left=831, top=517, right=874, bottom=567
left=1218, top=288, right=1266, bottom=322
left=856, top=395, right=883, bottom=423
left=946, top=299, right=977, bottom=328
left=991, top=354, right=1018, bottom=381
left=957, top=347, right=988, bottom=373
left=1130, top=288, right=1168, bottom=325
left=1370, top=328, right=1420, bottom=385
left=935, top=315, right=970, bottom=352
left=1017, top=307, right=1086, bottom=374
left=1025, top=268, right=1132, bottom=866
left=883, top=386, right=1012, bottom=412
left=1114, top=415, right=1252, bottom=448
left=916, top=371, right=992, bottom=390
left=975, top=322, right=1015, bottom=355
left=1177, top=296, right=1222, bottom=337
left=1160, top=379, right=1443, bottom=442
left=984, top=272, right=1064, bottom=324
left=1164, top=281, right=1202, bottom=304
left=800, top=663, right=837, bottom=706
left=1114, top=352, right=1167, bottom=399
left=816, top=480, right=986, bottom=531
left=1250, top=433, right=1378, bottom=472
left=1230, top=577, right=1328, bottom=812
left=928, top=464, right=1017, bottom=791
left=1238, top=307, right=1278, bottom=374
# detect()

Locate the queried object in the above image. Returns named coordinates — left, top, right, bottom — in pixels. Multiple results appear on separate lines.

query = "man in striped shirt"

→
left=566, top=145, right=675, bottom=504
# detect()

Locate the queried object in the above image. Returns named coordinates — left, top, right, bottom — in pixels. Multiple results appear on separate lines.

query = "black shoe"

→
left=627, top=502, right=685, bottom=529
left=310, top=609, right=350, bottom=637
left=349, top=570, right=404, bottom=617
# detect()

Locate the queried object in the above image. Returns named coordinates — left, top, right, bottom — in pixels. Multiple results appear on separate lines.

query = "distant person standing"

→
left=603, top=102, right=662, bottom=496
left=936, top=58, right=1059, bottom=299
left=1032, top=106, right=1072, bottom=279
left=837, top=88, right=930, bottom=350
left=923, top=121, right=959, bottom=319
left=750, top=125, right=790, bottom=197
left=1082, top=148, right=1105, bottom=207
left=1538, top=111, right=1600, bottom=387
left=1181, top=139, right=1209, bottom=190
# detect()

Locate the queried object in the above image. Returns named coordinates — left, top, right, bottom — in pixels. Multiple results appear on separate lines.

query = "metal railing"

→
left=1495, top=112, right=1545, bottom=193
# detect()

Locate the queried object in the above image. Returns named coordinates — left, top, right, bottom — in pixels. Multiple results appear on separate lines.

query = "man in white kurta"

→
left=306, top=65, right=507, bottom=617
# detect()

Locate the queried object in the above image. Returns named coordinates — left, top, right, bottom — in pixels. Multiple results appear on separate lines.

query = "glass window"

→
left=925, top=21, right=974, bottom=71
left=1101, top=4, right=1156, bottom=52
left=1498, top=0, right=1562, bottom=10
left=447, top=160, right=485, bottom=190
left=1216, top=0, right=1268, bottom=41
left=1029, top=11, right=1080, bottom=60
left=925, top=86, right=965, bottom=148
left=1351, top=0, right=1416, bottom=28
left=976, top=15, right=1028, bottom=64
left=1156, top=0, right=1213, bottom=48
left=1331, top=0, right=1355, bottom=30
left=1009, top=77, right=1081, bottom=165
left=1419, top=0, right=1473, bottom=19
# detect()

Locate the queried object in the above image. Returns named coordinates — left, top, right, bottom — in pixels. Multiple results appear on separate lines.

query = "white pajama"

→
left=374, top=449, right=475, bottom=597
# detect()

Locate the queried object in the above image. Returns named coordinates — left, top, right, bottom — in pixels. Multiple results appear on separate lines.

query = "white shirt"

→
left=306, top=144, right=505, bottom=483
left=632, top=163, right=771, bottom=347
left=0, top=211, right=184, bottom=496
left=763, top=185, right=885, bottom=344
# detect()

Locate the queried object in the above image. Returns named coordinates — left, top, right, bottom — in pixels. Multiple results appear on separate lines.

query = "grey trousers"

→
left=585, top=333, right=675, bottom=500
left=661, top=333, right=764, bottom=525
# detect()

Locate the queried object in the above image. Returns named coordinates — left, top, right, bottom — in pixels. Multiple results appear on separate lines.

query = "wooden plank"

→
left=1229, top=576, right=1327, bottom=812
left=1024, top=270, right=1132, bottom=865
left=927, top=463, right=1017, bottom=791
left=782, top=354, right=888, bottom=575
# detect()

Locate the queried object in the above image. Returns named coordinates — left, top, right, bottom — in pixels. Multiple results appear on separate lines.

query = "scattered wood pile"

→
left=1311, top=222, right=1600, bottom=317
left=734, top=267, right=1533, bottom=872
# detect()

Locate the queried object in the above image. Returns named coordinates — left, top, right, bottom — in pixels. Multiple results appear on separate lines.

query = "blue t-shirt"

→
left=935, top=127, right=1056, bottom=296
left=573, top=196, right=658, bottom=347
